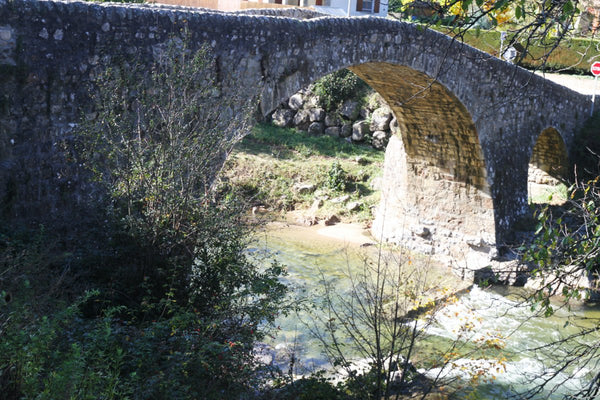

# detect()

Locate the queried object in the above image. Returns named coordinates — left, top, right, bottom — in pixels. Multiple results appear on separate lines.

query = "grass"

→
left=435, top=27, right=600, bottom=74
left=221, top=123, right=385, bottom=224
left=528, top=182, right=568, bottom=205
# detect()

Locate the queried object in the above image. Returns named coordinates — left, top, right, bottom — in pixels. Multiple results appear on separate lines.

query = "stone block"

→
left=339, top=100, right=360, bottom=120
left=293, top=109, right=311, bottom=130
left=372, top=130, right=388, bottom=150
left=370, top=107, right=392, bottom=131
left=352, top=120, right=370, bottom=142
left=272, top=109, right=295, bottom=127
left=307, top=121, right=324, bottom=135
left=308, top=107, right=325, bottom=122
left=288, top=93, right=304, bottom=110
left=340, top=123, right=352, bottom=138
left=324, top=113, right=339, bottom=127
left=324, top=126, right=340, bottom=137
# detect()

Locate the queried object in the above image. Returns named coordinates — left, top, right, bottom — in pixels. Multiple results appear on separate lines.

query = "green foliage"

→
left=224, top=124, right=383, bottom=222
left=436, top=28, right=600, bottom=74
left=239, top=123, right=380, bottom=159
left=313, top=69, right=368, bottom=112
left=327, top=161, right=348, bottom=192
left=523, top=177, right=600, bottom=313
left=271, top=372, right=344, bottom=400
left=1, top=42, right=288, bottom=399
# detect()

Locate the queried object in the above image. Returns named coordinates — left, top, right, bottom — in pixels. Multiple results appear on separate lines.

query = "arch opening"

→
left=261, top=60, right=496, bottom=259
left=346, top=62, right=495, bottom=257
left=527, top=128, right=569, bottom=205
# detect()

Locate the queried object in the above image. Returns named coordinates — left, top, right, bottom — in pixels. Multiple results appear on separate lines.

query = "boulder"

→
left=339, top=100, right=360, bottom=120
left=331, top=194, right=350, bottom=204
left=370, top=107, right=392, bottom=131
left=346, top=201, right=362, bottom=212
left=311, top=198, right=324, bottom=211
left=308, top=107, right=325, bottom=122
left=325, top=126, right=340, bottom=137
left=295, top=183, right=316, bottom=194
left=293, top=109, right=311, bottom=130
left=340, top=123, right=353, bottom=138
left=359, top=107, right=371, bottom=119
left=288, top=93, right=304, bottom=110
left=323, top=215, right=340, bottom=226
left=372, top=130, right=389, bottom=150
left=355, top=155, right=369, bottom=165
left=352, top=120, right=370, bottom=142
left=297, top=215, right=318, bottom=226
left=271, top=109, right=295, bottom=127
left=324, top=113, right=340, bottom=127
left=307, top=121, right=324, bottom=136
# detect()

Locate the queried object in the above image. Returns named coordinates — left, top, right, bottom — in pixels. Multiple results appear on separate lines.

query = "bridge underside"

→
left=349, top=63, right=495, bottom=259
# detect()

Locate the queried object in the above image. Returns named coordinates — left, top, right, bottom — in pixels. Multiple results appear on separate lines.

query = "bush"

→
left=313, top=69, right=368, bottom=112
left=327, top=161, right=348, bottom=192
left=0, top=41, right=288, bottom=399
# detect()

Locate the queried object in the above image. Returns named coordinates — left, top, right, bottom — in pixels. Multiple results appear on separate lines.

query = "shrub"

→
left=0, top=41, right=288, bottom=399
left=327, top=161, right=348, bottom=192
left=313, top=69, right=368, bottom=112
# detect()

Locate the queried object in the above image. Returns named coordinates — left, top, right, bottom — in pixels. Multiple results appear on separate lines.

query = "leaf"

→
left=563, top=0, right=574, bottom=16
left=461, top=0, right=471, bottom=12
left=515, top=5, right=522, bottom=19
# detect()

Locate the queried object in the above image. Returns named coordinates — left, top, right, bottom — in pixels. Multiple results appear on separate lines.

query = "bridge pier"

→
left=372, top=134, right=496, bottom=260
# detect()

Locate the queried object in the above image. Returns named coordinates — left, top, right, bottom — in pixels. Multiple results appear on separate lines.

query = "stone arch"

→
left=527, top=127, right=569, bottom=204
left=1, top=0, right=592, bottom=257
left=263, top=59, right=494, bottom=257
left=528, top=127, right=569, bottom=184
left=349, top=63, right=494, bottom=257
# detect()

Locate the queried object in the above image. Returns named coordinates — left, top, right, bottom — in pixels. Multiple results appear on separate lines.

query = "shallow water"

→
left=248, top=222, right=600, bottom=398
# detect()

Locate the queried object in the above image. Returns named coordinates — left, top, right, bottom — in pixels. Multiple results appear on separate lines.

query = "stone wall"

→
left=271, top=88, right=395, bottom=150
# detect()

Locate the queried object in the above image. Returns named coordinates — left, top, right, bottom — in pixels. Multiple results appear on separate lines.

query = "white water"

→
left=419, top=286, right=600, bottom=398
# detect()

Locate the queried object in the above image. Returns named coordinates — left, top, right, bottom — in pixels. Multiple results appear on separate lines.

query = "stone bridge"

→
left=0, top=0, right=593, bottom=265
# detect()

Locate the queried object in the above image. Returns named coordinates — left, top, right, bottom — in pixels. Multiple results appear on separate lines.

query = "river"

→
left=247, top=221, right=600, bottom=398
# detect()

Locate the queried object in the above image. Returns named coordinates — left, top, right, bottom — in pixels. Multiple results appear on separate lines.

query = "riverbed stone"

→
left=295, top=182, right=316, bottom=194
left=346, top=201, right=362, bottom=211
left=272, top=109, right=295, bottom=127
left=288, top=93, right=304, bottom=110
left=352, top=120, right=370, bottom=142
left=307, top=121, right=324, bottom=135
left=331, top=194, right=350, bottom=203
left=323, top=214, right=340, bottom=226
